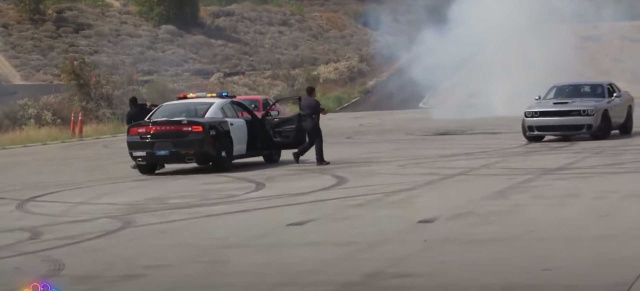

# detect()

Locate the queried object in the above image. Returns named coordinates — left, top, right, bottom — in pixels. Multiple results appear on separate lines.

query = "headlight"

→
left=580, top=109, right=588, bottom=116
left=533, top=111, right=540, bottom=117
left=588, top=109, right=596, bottom=115
left=525, top=111, right=533, bottom=117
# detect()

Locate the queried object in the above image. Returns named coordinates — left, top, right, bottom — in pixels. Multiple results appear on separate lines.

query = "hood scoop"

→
left=553, top=101, right=572, bottom=105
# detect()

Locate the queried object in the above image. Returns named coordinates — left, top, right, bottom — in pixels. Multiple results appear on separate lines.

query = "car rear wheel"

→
left=619, top=107, right=633, bottom=136
left=263, top=149, right=282, bottom=164
left=522, top=119, right=545, bottom=142
left=590, top=111, right=612, bottom=140
left=137, top=163, right=158, bottom=175
left=213, top=139, right=234, bottom=172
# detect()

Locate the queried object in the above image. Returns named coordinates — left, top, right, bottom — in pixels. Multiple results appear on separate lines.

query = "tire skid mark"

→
left=0, top=228, right=42, bottom=251
left=14, top=179, right=148, bottom=216
left=11, top=175, right=265, bottom=218
left=0, top=173, right=348, bottom=235
left=397, top=142, right=574, bottom=168
left=0, top=217, right=133, bottom=261
left=216, top=175, right=266, bottom=196
left=484, top=149, right=605, bottom=201
left=42, top=256, right=66, bottom=278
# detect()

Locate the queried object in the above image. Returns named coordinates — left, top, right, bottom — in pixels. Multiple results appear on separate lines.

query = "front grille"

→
left=537, top=110, right=582, bottom=117
left=534, top=125, right=587, bottom=133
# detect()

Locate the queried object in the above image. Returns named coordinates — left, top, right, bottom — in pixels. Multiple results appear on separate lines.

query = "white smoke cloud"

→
left=376, top=0, right=640, bottom=119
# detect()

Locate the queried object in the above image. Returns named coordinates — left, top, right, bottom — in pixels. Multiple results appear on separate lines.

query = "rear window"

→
left=149, top=102, right=214, bottom=119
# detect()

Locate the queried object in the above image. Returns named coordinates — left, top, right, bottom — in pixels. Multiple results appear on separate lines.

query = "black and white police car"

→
left=127, top=92, right=306, bottom=175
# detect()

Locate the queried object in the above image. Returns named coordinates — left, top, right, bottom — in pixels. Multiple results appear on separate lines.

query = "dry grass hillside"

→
left=0, top=1, right=372, bottom=83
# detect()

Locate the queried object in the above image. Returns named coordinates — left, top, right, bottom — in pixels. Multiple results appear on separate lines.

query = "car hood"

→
left=526, top=99, right=606, bottom=111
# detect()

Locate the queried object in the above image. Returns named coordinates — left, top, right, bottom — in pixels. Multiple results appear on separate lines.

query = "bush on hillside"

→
left=60, top=56, right=135, bottom=121
left=132, top=0, right=200, bottom=30
left=13, top=0, right=45, bottom=19
left=16, top=97, right=63, bottom=127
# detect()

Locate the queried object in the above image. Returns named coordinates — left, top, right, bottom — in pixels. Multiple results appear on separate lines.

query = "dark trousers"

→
left=298, top=121, right=325, bottom=162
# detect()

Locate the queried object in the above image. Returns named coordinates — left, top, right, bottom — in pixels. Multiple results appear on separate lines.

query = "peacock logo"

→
left=22, top=282, right=58, bottom=291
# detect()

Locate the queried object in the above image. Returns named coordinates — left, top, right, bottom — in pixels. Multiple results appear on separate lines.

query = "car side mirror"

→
left=613, top=92, right=622, bottom=99
left=535, top=95, right=541, bottom=101
left=268, top=110, right=280, bottom=117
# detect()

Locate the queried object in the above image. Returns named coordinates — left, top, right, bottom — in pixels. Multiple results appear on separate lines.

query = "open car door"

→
left=263, top=96, right=306, bottom=150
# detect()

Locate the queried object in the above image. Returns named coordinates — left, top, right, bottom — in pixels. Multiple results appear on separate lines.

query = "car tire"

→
left=522, top=119, right=545, bottom=142
left=137, top=163, right=158, bottom=175
left=196, top=159, right=211, bottom=167
left=263, top=149, right=282, bottom=164
left=213, top=139, right=234, bottom=172
left=618, top=107, right=633, bottom=136
left=590, top=111, right=612, bottom=140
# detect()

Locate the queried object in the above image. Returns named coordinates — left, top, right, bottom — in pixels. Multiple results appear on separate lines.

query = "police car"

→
left=126, top=92, right=306, bottom=175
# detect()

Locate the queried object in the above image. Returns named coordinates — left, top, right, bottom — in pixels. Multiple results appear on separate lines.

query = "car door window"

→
left=612, top=83, right=621, bottom=93
left=222, top=104, right=239, bottom=119
left=607, top=84, right=615, bottom=98
left=232, top=103, right=252, bottom=119
left=263, top=99, right=273, bottom=111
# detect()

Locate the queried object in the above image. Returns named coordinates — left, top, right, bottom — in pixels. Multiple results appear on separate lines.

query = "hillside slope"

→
left=0, top=2, right=371, bottom=83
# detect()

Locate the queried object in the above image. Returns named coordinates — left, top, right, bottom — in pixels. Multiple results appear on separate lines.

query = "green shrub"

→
left=132, top=0, right=200, bottom=30
left=202, top=0, right=303, bottom=14
left=13, top=0, right=45, bottom=19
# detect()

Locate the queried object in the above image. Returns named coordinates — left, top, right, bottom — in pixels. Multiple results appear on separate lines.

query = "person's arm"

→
left=317, top=100, right=327, bottom=115
left=126, top=112, right=132, bottom=125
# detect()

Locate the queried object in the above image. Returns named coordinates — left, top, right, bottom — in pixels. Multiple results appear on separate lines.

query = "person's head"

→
left=129, top=96, right=138, bottom=108
left=306, top=86, right=316, bottom=98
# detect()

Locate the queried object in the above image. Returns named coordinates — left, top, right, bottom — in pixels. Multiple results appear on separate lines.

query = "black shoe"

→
left=316, top=161, right=330, bottom=166
left=293, top=152, right=300, bottom=164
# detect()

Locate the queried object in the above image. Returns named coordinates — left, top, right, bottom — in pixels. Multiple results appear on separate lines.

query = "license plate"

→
left=132, top=152, right=146, bottom=157
left=155, top=151, right=170, bottom=156
left=154, top=142, right=173, bottom=151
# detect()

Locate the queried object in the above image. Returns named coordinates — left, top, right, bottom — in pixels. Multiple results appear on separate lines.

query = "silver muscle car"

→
left=522, top=81, right=634, bottom=142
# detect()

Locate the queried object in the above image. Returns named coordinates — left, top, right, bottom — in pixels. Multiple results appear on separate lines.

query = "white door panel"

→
left=227, top=118, right=247, bottom=156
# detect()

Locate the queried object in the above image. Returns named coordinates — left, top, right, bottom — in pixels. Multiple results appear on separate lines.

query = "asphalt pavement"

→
left=2, top=110, right=640, bottom=291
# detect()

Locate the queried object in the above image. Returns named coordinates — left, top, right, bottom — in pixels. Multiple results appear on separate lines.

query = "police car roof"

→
left=163, top=98, right=228, bottom=105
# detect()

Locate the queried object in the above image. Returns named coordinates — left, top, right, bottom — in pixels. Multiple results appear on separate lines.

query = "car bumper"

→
left=127, top=136, right=218, bottom=164
left=523, top=116, right=599, bottom=136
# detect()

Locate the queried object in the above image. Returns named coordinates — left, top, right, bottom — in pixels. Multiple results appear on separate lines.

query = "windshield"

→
left=239, top=99, right=261, bottom=111
left=543, top=84, right=605, bottom=100
left=148, top=102, right=214, bottom=119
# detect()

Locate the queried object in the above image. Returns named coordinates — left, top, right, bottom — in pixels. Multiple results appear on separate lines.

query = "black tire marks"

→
left=42, top=256, right=66, bottom=278
left=0, top=217, right=133, bottom=261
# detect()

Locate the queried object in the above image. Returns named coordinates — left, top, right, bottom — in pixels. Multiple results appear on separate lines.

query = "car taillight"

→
left=128, top=127, right=148, bottom=135
left=128, top=125, right=204, bottom=135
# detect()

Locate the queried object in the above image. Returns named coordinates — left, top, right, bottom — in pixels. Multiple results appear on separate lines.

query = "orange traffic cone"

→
left=77, top=112, right=84, bottom=139
left=70, top=112, right=76, bottom=138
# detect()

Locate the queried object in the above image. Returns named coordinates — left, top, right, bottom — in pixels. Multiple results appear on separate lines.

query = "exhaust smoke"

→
left=373, top=0, right=640, bottom=119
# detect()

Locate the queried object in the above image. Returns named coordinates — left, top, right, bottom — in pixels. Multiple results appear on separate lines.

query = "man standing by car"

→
left=127, top=96, right=154, bottom=125
left=126, top=96, right=164, bottom=170
left=293, top=86, right=330, bottom=166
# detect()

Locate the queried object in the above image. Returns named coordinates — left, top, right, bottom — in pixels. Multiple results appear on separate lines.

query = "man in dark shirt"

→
left=126, top=96, right=164, bottom=170
left=127, top=96, right=153, bottom=125
left=293, top=86, right=330, bottom=166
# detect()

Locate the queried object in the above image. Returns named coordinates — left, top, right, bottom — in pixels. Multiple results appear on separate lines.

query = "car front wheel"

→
left=590, top=111, right=612, bottom=140
left=619, top=107, right=633, bottom=136
left=522, top=119, right=545, bottom=142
